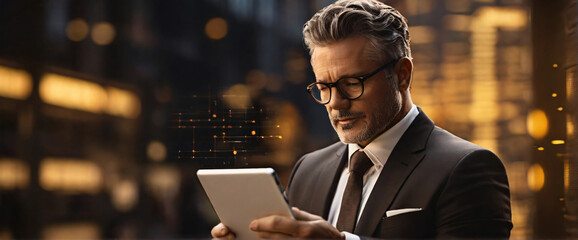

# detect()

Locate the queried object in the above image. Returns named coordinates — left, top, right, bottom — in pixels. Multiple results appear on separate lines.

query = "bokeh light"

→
left=147, top=140, right=167, bottom=162
left=205, top=17, right=228, bottom=40
left=223, top=84, right=250, bottom=109
left=91, top=22, right=116, bottom=45
left=527, top=109, right=549, bottom=140
left=0, top=65, right=32, bottom=100
left=66, top=18, right=89, bottom=42
left=527, top=163, right=545, bottom=192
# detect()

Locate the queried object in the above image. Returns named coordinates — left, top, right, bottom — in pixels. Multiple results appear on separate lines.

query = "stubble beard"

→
left=331, top=86, right=401, bottom=144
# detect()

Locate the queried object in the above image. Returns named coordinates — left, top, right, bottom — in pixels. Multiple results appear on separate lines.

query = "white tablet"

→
left=197, top=168, right=294, bottom=239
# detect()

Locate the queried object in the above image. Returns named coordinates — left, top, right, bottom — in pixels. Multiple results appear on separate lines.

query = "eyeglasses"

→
left=306, top=59, right=398, bottom=105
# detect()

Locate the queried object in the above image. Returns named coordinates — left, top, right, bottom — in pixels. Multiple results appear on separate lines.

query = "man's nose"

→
left=327, top=88, right=350, bottom=109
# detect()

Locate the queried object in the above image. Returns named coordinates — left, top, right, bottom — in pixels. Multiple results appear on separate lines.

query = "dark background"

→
left=0, top=0, right=576, bottom=238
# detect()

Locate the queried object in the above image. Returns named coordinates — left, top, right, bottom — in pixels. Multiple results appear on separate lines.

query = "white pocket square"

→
left=386, top=208, right=422, bottom=217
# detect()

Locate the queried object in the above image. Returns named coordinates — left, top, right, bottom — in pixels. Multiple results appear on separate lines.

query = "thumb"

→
left=291, top=207, right=324, bottom=221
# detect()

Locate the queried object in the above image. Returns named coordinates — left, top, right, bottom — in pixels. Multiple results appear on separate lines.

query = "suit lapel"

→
left=310, top=144, right=347, bottom=218
left=354, top=109, right=434, bottom=236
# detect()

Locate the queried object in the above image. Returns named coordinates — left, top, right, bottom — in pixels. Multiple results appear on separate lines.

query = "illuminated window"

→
left=0, top=66, right=32, bottom=100
left=40, top=73, right=140, bottom=119
left=0, top=158, right=29, bottom=190
left=39, top=158, right=102, bottom=194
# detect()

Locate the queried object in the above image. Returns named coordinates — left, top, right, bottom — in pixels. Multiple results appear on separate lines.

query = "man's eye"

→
left=342, top=79, right=361, bottom=86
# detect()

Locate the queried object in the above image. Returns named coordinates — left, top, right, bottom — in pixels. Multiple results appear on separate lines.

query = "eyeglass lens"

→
left=309, top=78, right=363, bottom=103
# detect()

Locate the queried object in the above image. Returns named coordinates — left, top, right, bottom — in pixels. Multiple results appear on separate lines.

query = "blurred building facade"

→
left=0, top=0, right=576, bottom=239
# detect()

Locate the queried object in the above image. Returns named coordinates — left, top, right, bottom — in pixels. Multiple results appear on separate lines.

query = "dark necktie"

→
left=336, top=150, right=373, bottom=232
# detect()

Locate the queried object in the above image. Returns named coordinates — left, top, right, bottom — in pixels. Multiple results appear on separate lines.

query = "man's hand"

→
left=249, top=207, right=345, bottom=239
left=211, top=223, right=235, bottom=239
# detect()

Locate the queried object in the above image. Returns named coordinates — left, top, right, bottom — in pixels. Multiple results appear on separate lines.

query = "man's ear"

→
left=395, top=57, right=413, bottom=91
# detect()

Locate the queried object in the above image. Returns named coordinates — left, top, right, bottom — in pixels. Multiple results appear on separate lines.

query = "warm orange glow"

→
left=568, top=72, right=575, bottom=100
left=442, top=14, right=471, bottom=31
left=0, top=66, right=32, bottom=100
left=205, top=17, right=228, bottom=40
left=552, top=93, right=558, bottom=97
left=405, top=0, right=433, bottom=15
left=564, top=159, right=570, bottom=191
left=551, top=140, right=565, bottom=145
left=40, top=74, right=140, bottom=119
left=66, top=18, right=89, bottom=42
left=0, top=158, right=29, bottom=189
left=409, top=26, right=436, bottom=44
left=537, top=147, right=544, bottom=151
left=527, top=163, right=545, bottom=192
left=473, top=7, right=527, bottom=29
left=40, top=158, right=102, bottom=194
left=40, top=74, right=108, bottom=113
left=233, top=150, right=238, bottom=155
left=43, top=222, right=99, bottom=240
left=111, top=180, right=138, bottom=212
left=251, top=130, right=256, bottom=135
left=106, top=87, right=141, bottom=118
left=223, top=84, right=250, bottom=110
left=568, top=115, right=575, bottom=137
left=527, top=109, right=549, bottom=140
left=91, top=22, right=116, bottom=45
left=445, top=0, right=471, bottom=13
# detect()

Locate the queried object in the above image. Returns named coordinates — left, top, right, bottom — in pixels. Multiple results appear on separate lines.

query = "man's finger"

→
left=250, top=215, right=299, bottom=236
left=292, top=207, right=324, bottom=221
left=211, top=223, right=235, bottom=239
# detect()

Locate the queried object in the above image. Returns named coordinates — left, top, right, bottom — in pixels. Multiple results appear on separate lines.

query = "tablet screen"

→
left=197, top=168, right=294, bottom=239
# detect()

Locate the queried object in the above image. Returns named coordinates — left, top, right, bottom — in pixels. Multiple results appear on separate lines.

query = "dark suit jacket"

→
left=286, top=109, right=513, bottom=238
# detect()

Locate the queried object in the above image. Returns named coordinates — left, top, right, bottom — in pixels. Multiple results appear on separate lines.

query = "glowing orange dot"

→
left=251, top=131, right=256, bottom=135
left=213, top=114, right=217, bottom=118
left=205, top=18, right=228, bottom=40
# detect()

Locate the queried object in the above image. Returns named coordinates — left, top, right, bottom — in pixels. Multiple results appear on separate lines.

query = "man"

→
left=212, top=0, right=512, bottom=238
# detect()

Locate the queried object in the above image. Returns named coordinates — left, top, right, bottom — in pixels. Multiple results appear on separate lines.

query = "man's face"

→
left=311, top=36, right=402, bottom=146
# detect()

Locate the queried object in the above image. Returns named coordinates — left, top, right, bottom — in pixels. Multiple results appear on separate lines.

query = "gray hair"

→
left=303, top=0, right=411, bottom=64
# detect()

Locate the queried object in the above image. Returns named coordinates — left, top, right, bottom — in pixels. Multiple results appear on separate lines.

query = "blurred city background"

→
left=0, top=0, right=577, bottom=239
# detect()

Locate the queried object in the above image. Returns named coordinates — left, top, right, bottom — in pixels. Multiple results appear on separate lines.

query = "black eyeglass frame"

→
left=306, top=58, right=399, bottom=105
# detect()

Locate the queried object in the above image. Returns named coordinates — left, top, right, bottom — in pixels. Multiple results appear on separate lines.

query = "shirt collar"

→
left=348, top=104, right=419, bottom=169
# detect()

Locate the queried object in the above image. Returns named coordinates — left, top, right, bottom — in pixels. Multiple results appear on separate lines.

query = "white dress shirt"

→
left=327, top=105, right=418, bottom=238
